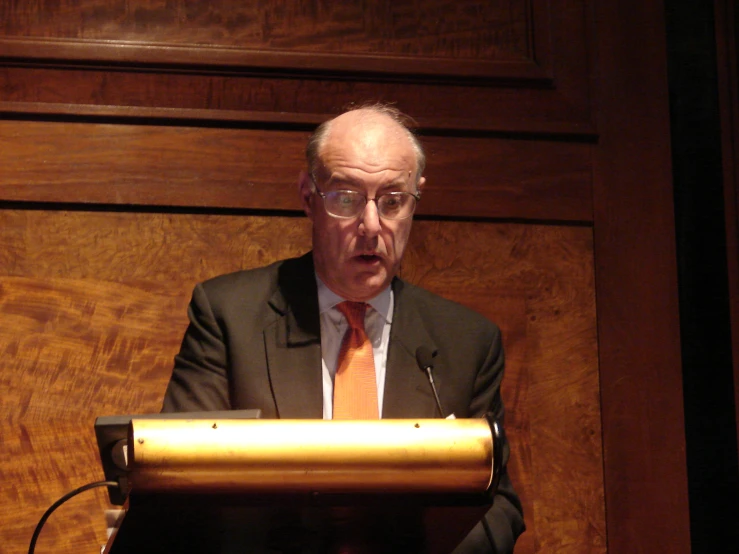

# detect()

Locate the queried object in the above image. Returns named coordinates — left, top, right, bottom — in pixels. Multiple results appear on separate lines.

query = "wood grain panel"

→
left=0, top=0, right=539, bottom=81
left=0, top=121, right=309, bottom=211
left=0, top=0, right=592, bottom=134
left=403, top=222, right=604, bottom=553
left=0, top=277, right=186, bottom=423
left=1, top=0, right=529, bottom=59
left=0, top=66, right=592, bottom=136
left=0, top=211, right=313, bottom=554
left=1, top=210, right=313, bottom=282
left=0, top=209, right=602, bottom=553
left=0, top=120, right=593, bottom=222
left=1, top=421, right=111, bottom=553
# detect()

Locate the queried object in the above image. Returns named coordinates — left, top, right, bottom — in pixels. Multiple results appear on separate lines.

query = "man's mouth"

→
left=355, top=253, right=382, bottom=263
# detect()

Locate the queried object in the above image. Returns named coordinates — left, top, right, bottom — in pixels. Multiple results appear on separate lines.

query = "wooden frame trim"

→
left=0, top=99, right=596, bottom=136
left=0, top=33, right=552, bottom=84
left=592, top=0, right=691, bottom=551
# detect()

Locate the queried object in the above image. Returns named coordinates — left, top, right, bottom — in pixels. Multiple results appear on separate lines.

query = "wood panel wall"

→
left=1, top=211, right=602, bottom=553
left=0, top=1, right=690, bottom=553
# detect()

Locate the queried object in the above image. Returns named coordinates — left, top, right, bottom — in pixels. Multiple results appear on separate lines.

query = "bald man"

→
left=163, top=104, right=525, bottom=552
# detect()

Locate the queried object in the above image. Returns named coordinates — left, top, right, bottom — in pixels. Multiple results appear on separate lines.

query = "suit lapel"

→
left=264, top=254, right=323, bottom=419
left=382, top=279, right=442, bottom=419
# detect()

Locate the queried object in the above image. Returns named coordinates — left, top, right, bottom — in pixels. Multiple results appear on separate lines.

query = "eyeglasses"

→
left=311, top=178, right=420, bottom=221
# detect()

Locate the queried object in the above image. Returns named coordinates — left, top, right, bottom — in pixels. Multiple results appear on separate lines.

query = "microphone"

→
left=417, top=347, right=495, bottom=549
left=415, top=346, right=445, bottom=418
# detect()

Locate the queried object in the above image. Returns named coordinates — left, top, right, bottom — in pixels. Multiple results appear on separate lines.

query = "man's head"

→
left=299, top=104, right=426, bottom=302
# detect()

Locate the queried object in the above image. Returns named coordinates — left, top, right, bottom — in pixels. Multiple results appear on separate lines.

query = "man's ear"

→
left=416, top=176, right=426, bottom=194
left=298, top=171, right=314, bottom=219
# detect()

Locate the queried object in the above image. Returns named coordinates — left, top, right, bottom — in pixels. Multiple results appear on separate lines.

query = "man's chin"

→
left=346, top=271, right=391, bottom=301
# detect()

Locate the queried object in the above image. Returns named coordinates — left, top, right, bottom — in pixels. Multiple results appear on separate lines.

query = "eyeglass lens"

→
left=323, top=191, right=416, bottom=220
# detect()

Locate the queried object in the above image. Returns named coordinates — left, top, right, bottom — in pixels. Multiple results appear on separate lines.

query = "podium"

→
left=98, top=415, right=502, bottom=554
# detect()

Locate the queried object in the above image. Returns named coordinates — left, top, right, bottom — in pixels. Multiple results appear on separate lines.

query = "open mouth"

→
left=356, top=254, right=381, bottom=263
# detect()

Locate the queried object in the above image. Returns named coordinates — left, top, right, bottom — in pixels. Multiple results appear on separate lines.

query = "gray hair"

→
left=305, top=102, right=426, bottom=185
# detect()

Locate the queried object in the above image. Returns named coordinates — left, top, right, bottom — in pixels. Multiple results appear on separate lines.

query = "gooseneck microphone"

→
left=416, top=347, right=497, bottom=549
left=415, top=346, right=445, bottom=418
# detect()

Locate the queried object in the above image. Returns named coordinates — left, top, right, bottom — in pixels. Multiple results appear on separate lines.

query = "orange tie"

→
left=333, top=301, right=379, bottom=419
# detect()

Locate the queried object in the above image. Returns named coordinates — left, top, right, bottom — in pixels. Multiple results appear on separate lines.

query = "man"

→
left=162, top=104, right=525, bottom=552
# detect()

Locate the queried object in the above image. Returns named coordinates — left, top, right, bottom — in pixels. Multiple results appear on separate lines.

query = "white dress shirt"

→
left=316, top=277, right=393, bottom=419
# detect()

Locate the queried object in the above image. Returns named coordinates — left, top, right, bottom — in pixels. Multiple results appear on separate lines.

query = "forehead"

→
left=317, top=112, right=418, bottom=181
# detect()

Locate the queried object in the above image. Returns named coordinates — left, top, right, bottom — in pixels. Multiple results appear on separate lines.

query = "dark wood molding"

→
left=0, top=100, right=327, bottom=127
left=0, top=36, right=552, bottom=83
left=592, top=0, right=691, bottom=552
left=0, top=99, right=596, bottom=136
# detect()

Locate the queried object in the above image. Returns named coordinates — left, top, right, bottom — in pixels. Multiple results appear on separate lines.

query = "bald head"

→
left=306, top=104, right=425, bottom=185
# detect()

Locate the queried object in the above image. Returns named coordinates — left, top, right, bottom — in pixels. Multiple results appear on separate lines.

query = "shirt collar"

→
left=316, top=275, right=393, bottom=324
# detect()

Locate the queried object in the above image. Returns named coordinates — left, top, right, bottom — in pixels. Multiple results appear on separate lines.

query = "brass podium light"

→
left=126, top=418, right=495, bottom=495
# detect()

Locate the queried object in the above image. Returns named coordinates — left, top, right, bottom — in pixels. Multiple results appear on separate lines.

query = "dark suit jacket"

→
left=162, top=253, right=525, bottom=552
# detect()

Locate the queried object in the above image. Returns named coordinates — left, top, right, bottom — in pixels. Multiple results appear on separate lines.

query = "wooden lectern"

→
left=100, top=415, right=502, bottom=554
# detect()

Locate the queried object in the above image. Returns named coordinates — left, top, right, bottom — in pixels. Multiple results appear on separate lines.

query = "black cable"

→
left=28, top=480, right=119, bottom=554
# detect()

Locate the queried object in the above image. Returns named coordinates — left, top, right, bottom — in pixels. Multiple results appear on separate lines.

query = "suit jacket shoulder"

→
left=162, top=253, right=321, bottom=416
left=393, top=278, right=500, bottom=339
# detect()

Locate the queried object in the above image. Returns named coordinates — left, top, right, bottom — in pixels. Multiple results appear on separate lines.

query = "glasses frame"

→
left=309, top=174, right=421, bottom=221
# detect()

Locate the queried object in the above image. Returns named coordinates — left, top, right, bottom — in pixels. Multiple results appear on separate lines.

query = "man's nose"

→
left=358, top=199, right=382, bottom=237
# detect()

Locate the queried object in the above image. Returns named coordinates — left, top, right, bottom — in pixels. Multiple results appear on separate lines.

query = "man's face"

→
left=299, top=111, right=425, bottom=302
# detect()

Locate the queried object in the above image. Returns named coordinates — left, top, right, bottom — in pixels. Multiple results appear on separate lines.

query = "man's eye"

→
left=338, top=194, right=357, bottom=206
left=381, top=195, right=404, bottom=211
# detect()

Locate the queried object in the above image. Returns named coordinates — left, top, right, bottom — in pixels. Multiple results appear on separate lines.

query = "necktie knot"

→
left=337, top=301, right=367, bottom=330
